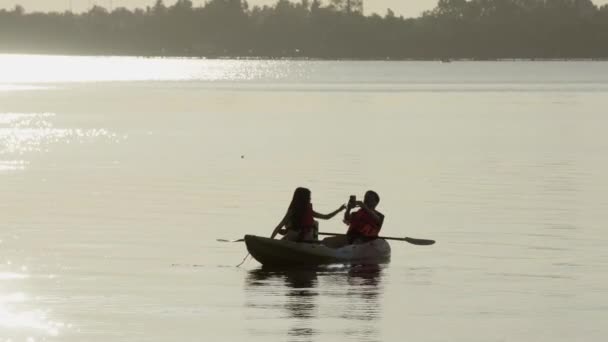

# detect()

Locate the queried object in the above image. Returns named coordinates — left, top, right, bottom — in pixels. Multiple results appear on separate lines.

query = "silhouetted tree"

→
left=1, top=0, right=607, bottom=59
left=330, top=0, right=363, bottom=14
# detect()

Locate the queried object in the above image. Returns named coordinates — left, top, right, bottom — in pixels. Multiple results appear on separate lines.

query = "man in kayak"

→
left=344, top=190, right=384, bottom=244
left=271, top=187, right=346, bottom=242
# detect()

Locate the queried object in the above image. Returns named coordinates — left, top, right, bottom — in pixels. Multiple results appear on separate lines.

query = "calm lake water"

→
left=1, top=55, right=607, bottom=342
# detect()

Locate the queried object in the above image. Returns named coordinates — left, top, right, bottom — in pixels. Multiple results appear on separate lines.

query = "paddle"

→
left=318, top=232, right=435, bottom=245
left=218, top=233, right=435, bottom=245
left=218, top=237, right=322, bottom=244
left=217, top=238, right=244, bottom=243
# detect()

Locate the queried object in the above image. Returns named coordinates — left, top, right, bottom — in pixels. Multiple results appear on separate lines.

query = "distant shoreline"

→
left=2, top=0, right=608, bottom=62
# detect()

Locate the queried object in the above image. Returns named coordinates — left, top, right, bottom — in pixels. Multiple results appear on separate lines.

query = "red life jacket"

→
left=289, top=203, right=315, bottom=233
left=300, top=203, right=315, bottom=231
left=347, top=209, right=381, bottom=237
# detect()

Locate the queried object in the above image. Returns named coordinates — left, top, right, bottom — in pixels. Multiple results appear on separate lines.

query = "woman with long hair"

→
left=271, top=187, right=346, bottom=242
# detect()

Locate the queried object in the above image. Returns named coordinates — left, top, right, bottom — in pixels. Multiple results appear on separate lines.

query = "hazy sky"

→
left=0, top=0, right=447, bottom=18
left=2, top=0, right=608, bottom=18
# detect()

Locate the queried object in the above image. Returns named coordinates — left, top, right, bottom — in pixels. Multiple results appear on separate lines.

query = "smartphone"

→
left=349, top=195, right=356, bottom=205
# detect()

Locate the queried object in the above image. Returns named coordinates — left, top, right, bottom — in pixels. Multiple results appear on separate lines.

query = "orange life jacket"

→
left=347, top=209, right=382, bottom=237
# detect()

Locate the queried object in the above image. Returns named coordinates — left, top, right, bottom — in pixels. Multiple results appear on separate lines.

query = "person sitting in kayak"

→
left=344, top=190, right=384, bottom=244
left=271, top=187, right=346, bottom=242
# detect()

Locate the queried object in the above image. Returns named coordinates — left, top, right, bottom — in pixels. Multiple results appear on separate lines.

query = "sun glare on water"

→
left=0, top=54, right=290, bottom=83
left=0, top=272, right=67, bottom=339
left=0, top=112, right=120, bottom=172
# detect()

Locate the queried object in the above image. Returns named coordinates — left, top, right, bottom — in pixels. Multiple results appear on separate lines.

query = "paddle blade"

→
left=217, top=238, right=245, bottom=243
left=404, top=237, right=435, bottom=245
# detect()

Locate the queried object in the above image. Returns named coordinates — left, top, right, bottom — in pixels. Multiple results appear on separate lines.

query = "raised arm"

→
left=344, top=195, right=360, bottom=224
left=313, top=204, right=346, bottom=220
left=270, top=208, right=291, bottom=239
left=343, top=203, right=353, bottom=224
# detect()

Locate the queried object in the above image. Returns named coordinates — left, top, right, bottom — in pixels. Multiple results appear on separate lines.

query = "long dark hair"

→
left=287, top=187, right=311, bottom=228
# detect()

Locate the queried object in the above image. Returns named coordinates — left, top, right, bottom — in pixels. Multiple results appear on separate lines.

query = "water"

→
left=1, top=55, right=607, bottom=341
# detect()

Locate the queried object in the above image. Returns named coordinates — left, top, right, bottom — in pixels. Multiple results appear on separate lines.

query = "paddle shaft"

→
left=219, top=238, right=322, bottom=244
left=219, top=235, right=435, bottom=245
left=318, top=232, right=435, bottom=245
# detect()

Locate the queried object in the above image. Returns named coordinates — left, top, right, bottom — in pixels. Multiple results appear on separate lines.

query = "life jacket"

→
left=289, top=203, right=315, bottom=233
left=300, top=203, right=315, bottom=231
left=347, top=209, right=382, bottom=237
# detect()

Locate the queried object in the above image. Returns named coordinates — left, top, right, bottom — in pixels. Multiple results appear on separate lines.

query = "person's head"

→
left=364, top=190, right=380, bottom=209
left=290, top=187, right=311, bottom=207
left=289, top=187, right=310, bottom=210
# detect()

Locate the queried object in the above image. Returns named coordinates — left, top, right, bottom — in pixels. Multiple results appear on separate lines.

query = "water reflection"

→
left=245, top=265, right=384, bottom=342
left=343, top=265, right=383, bottom=321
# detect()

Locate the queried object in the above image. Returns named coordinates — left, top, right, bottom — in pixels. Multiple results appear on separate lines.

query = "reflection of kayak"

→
left=244, top=235, right=391, bottom=266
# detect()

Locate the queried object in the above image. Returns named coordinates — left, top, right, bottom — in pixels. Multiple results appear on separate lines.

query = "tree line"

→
left=1, top=0, right=607, bottom=59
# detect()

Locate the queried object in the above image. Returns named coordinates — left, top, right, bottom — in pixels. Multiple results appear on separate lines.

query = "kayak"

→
left=244, top=234, right=391, bottom=266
